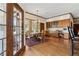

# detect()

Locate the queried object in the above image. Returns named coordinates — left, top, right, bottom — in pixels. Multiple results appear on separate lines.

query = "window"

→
left=32, top=19, right=40, bottom=33
left=24, top=18, right=40, bottom=34
left=24, top=19, right=30, bottom=45
left=24, top=19, right=30, bottom=34
left=0, top=3, right=6, bottom=56
left=32, top=20, right=38, bottom=33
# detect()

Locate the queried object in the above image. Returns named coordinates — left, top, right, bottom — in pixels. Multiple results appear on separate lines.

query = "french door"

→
left=6, top=3, right=24, bottom=56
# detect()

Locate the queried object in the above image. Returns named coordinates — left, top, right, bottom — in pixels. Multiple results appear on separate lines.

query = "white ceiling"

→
left=19, top=3, right=79, bottom=18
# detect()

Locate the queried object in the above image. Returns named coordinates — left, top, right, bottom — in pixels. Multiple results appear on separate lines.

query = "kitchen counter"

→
left=47, top=27, right=69, bottom=39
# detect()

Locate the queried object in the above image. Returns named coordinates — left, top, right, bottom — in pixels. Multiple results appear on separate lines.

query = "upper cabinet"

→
left=46, top=13, right=73, bottom=29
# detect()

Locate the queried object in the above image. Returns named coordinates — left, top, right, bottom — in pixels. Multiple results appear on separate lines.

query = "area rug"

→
left=26, top=38, right=41, bottom=47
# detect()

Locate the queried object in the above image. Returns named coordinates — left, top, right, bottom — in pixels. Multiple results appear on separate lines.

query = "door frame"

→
left=6, top=3, right=24, bottom=56
left=40, top=23, right=44, bottom=32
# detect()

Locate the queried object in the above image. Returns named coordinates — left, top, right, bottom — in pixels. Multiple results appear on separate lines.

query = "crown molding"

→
left=25, top=11, right=46, bottom=19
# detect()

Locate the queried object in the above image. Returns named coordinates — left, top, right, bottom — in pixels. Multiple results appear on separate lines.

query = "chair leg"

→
left=70, top=41, right=74, bottom=56
left=71, top=42, right=74, bottom=56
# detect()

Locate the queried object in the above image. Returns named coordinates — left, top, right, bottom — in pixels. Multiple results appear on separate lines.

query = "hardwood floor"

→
left=23, top=37, right=71, bottom=56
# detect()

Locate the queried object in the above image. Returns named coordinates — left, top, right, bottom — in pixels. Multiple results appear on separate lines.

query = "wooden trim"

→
left=6, top=3, right=24, bottom=56
left=26, top=11, right=75, bottom=20
left=25, top=11, right=75, bottom=20
left=25, top=12, right=46, bottom=19
left=25, top=18, right=36, bottom=21
left=13, top=3, right=24, bottom=55
left=6, top=3, right=14, bottom=56
left=46, top=13, right=72, bottom=19
left=13, top=3, right=24, bottom=56
left=69, top=13, right=74, bottom=18
left=73, top=17, right=79, bottom=19
left=13, top=3, right=23, bottom=12
left=40, top=23, right=44, bottom=32
left=22, top=10, right=24, bottom=47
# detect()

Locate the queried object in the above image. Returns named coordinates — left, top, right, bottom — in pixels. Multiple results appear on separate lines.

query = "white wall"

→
left=24, top=13, right=45, bottom=23
left=46, top=14, right=71, bottom=22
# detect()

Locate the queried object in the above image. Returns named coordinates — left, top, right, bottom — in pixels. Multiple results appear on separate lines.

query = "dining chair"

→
left=68, top=26, right=79, bottom=56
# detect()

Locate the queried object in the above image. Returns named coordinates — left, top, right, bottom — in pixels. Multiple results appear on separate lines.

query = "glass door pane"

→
left=0, top=40, right=2, bottom=53
left=13, top=7, right=22, bottom=55
left=3, top=39, right=6, bottom=53
left=0, top=3, right=6, bottom=56
left=0, top=11, right=6, bottom=25
left=0, top=26, right=6, bottom=39
left=32, top=20, right=37, bottom=33
left=0, top=3, right=6, bottom=12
